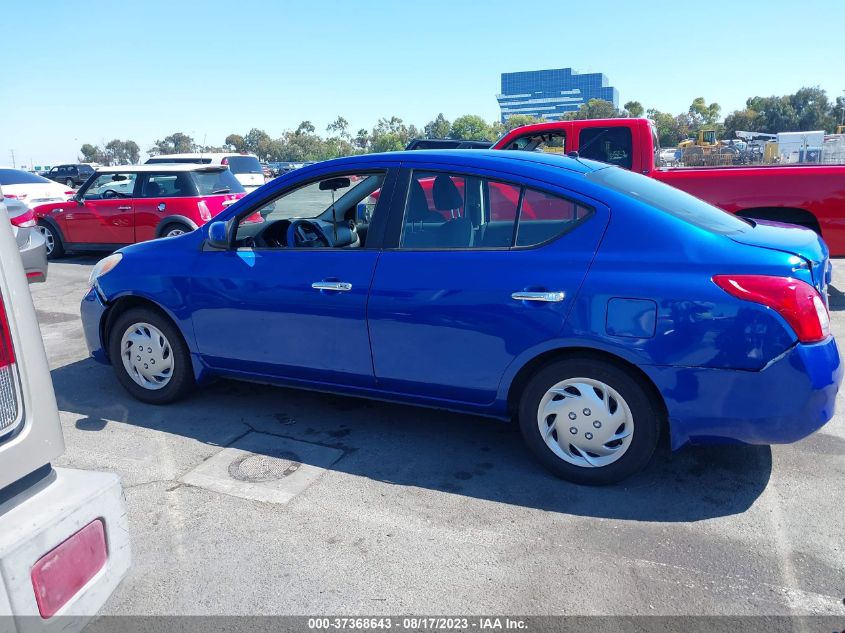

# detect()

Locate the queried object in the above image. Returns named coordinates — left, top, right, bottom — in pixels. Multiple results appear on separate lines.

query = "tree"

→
left=646, top=109, right=685, bottom=147
left=103, top=139, right=139, bottom=165
left=326, top=116, right=350, bottom=140
left=688, top=97, right=721, bottom=127
left=353, top=128, right=370, bottom=151
left=244, top=128, right=273, bottom=161
left=79, top=143, right=106, bottom=164
left=624, top=101, right=644, bottom=118
left=225, top=134, right=247, bottom=152
left=449, top=115, right=493, bottom=141
left=149, top=132, right=195, bottom=155
left=370, top=117, right=412, bottom=152
left=502, top=114, right=544, bottom=132
left=564, top=99, right=626, bottom=120
left=424, top=113, right=451, bottom=139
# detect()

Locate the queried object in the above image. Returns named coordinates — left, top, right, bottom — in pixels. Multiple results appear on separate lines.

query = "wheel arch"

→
left=36, top=215, right=67, bottom=242
left=735, top=207, right=821, bottom=235
left=101, top=294, right=187, bottom=361
left=155, top=216, right=198, bottom=238
left=505, top=346, right=669, bottom=437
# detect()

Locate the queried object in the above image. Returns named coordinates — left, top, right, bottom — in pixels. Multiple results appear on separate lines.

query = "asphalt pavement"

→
left=29, top=255, right=845, bottom=616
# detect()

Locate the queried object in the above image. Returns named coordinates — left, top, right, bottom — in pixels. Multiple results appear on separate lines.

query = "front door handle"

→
left=117, top=206, right=132, bottom=211
left=511, top=291, right=566, bottom=303
left=312, top=281, right=352, bottom=292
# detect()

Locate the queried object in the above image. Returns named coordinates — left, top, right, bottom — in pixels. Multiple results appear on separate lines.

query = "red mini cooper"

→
left=33, top=164, right=246, bottom=258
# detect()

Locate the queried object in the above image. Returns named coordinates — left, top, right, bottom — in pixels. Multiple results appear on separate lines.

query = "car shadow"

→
left=51, top=358, right=772, bottom=523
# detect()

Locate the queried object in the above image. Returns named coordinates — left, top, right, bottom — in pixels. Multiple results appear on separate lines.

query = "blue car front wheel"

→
left=518, top=357, right=661, bottom=485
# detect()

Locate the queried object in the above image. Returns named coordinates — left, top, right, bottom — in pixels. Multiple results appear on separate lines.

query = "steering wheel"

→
left=101, top=188, right=121, bottom=199
left=286, top=219, right=330, bottom=248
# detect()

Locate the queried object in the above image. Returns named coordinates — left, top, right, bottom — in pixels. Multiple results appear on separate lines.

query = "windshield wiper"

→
left=211, top=188, right=230, bottom=194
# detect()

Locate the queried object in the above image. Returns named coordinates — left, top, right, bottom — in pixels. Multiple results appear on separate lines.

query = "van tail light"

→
left=713, top=275, right=830, bottom=343
left=64, top=190, right=75, bottom=197
left=10, top=209, right=36, bottom=228
left=221, top=157, right=229, bottom=166
left=31, top=519, right=108, bottom=618
left=0, top=292, right=20, bottom=434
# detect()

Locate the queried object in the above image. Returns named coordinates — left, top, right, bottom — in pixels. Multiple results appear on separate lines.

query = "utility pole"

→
left=9, top=150, right=15, bottom=169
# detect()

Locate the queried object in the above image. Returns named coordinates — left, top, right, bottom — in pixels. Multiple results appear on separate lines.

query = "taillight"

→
left=197, top=200, right=211, bottom=222
left=31, top=519, right=108, bottom=618
left=713, top=275, right=830, bottom=343
left=64, top=190, right=75, bottom=196
left=221, top=157, right=229, bottom=166
left=0, top=292, right=20, bottom=435
left=10, top=209, right=36, bottom=228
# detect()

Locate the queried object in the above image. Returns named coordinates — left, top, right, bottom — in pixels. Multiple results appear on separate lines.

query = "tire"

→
left=65, top=178, right=75, bottom=188
left=517, top=357, right=661, bottom=485
left=107, top=306, right=195, bottom=404
left=160, top=222, right=192, bottom=238
left=36, top=221, right=65, bottom=259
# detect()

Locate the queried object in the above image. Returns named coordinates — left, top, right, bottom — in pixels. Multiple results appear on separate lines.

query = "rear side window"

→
left=578, top=127, right=633, bottom=169
left=0, top=169, right=52, bottom=185
left=224, top=156, right=262, bottom=175
left=141, top=173, right=196, bottom=197
left=191, top=169, right=245, bottom=195
left=516, top=189, right=591, bottom=247
left=587, top=166, right=750, bottom=234
left=398, top=170, right=592, bottom=249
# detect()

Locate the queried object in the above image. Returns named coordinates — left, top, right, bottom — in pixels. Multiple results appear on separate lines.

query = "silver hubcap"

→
left=36, top=226, right=55, bottom=254
left=119, top=322, right=174, bottom=390
left=537, top=377, right=634, bottom=468
left=165, top=227, right=186, bottom=237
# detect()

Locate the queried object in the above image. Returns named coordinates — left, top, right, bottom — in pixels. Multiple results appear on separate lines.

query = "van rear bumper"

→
left=0, top=467, right=130, bottom=629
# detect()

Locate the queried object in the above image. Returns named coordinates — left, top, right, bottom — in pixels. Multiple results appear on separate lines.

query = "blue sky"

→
left=2, top=0, right=842, bottom=167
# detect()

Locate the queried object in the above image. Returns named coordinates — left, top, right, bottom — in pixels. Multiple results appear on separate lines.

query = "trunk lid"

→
left=730, top=220, right=830, bottom=298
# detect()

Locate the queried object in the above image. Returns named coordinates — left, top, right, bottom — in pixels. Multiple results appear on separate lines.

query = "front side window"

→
left=234, top=172, right=385, bottom=248
left=83, top=173, right=137, bottom=199
left=578, top=127, right=633, bottom=169
left=399, top=170, right=590, bottom=250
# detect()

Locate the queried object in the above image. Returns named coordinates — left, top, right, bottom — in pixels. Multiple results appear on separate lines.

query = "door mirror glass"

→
left=207, top=221, right=230, bottom=249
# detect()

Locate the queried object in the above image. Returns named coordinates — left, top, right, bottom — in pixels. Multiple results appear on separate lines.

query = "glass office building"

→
left=497, top=68, right=619, bottom=122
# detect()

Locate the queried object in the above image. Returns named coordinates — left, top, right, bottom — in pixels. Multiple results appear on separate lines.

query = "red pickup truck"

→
left=493, top=119, right=845, bottom=255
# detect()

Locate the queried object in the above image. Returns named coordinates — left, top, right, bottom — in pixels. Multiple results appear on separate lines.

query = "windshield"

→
left=191, top=169, right=246, bottom=195
left=225, top=156, right=263, bottom=175
left=0, top=169, right=52, bottom=185
left=587, top=166, right=751, bottom=235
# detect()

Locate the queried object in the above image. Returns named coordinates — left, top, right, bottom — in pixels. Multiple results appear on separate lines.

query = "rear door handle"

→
left=117, top=206, right=132, bottom=211
left=511, top=291, right=566, bottom=302
left=312, top=281, right=352, bottom=292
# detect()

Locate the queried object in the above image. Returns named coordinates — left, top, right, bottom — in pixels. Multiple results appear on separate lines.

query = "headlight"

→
left=88, top=253, right=122, bottom=287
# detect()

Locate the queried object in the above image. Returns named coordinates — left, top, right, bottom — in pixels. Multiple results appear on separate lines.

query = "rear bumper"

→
left=81, top=287, right=109, bottom=364
left=644, top=337, right=842, bottom=449
left=15, top=228, right=48, bottom=284
left=0, top=467, right=130, bottom=627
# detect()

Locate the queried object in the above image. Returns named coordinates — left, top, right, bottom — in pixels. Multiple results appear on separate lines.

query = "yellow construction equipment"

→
left=679, top=130, right=734, bottom=166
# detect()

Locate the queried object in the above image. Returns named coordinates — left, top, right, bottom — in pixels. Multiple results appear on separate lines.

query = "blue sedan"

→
left=80, top=150, right=841, bottom=484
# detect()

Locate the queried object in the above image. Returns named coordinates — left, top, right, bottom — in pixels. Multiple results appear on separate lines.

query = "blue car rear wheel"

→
left=518, top=357, right=661, bottom=485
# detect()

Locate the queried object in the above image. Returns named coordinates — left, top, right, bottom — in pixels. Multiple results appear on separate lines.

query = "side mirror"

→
left=206, top=221, right=230, bottom=249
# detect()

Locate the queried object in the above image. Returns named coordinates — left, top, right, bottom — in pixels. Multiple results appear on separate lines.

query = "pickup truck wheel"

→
left=108, top=307, right=195, bottom=404
left=518, top=358, right=660, bottom=485
left=36, top=222, right=64, bottom=259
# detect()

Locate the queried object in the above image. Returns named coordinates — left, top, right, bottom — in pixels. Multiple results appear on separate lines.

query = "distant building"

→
left=497, top=68, right=619, bottom=122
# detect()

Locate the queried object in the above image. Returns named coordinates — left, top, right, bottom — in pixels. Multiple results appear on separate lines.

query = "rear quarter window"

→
left=587, top=166, right=750, bottom=235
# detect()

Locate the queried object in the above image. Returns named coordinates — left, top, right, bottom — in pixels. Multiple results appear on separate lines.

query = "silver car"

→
left=0, top=185, right=47, bottom=282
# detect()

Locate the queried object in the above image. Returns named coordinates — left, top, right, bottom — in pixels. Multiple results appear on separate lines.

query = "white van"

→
left=145, top=153, right=265, bottom=191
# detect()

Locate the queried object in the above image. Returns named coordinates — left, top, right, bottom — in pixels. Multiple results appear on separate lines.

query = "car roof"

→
left=148, top=153, right=258, bottom=159
left=311, top=149, right=607, bottom=176
left=95, top=164, right=228, bottom=173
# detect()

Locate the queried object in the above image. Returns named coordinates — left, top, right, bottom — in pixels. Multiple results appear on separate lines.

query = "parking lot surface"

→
left=31, top=257, right=845, bottom=616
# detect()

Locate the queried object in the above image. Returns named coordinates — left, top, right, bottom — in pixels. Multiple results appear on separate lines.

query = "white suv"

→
left=145, top=153, right=265, bottom=191
left=0, top=203, right=129, bottom=627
